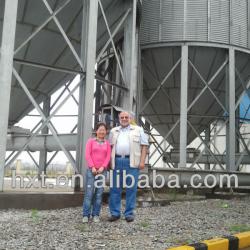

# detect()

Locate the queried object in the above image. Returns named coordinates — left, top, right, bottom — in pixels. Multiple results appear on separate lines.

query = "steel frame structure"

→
left=140, top=43, right=250, bottom=173
left=0, top=0, right=138, bottom=191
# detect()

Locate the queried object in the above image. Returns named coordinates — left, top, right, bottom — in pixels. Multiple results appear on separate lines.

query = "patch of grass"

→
left=183, top=239, right=193, bottom=245
left=220, top=203, right=229, bottom=208
left=167, top=237, right=193, bottom=245
left=165, top=237, right=178, bottom=245
left=164, top=238, right=172, bottom=243
left=31, top=208, right=39, bottom=222
left=168, top=189, right=177, bottom=201
left=177, top=238, right=192, bottom=245
left=76, top=224, right=88, bottom=232
left=229, top=224, right=250, bottom=233
left=140, top=220, right=149, bottom=228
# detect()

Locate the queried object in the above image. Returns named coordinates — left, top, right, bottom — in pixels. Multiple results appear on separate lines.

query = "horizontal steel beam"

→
left=14, top=58, right=83, bottom=75
left=6, top=134, right=77, bottom=151
left=163, top=153, right=250, bottom=165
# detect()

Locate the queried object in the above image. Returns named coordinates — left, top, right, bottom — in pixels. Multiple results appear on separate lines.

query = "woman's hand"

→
left=97, top=167, right=104, bottom=174
left=92, top=167, right=97, bottom=175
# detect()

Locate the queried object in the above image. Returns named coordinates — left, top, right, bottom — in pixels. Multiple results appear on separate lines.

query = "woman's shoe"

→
left=82, top=216, right=89, bottom=223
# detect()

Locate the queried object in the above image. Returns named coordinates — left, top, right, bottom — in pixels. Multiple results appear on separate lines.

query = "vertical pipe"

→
left=0, top=0, right=19, bottom=191
left=204, top=126, right=210, bottom=170
left=104, top=59, right=111, bottom=104
left=228, top=47, right=236, bottom=171
left=179, top=45, right=188, bottom=168
left=114, top=59, right=121, bottom=106
left=38, top=96, right=50, bottom=176
left=123, top=0, right=137, bottom=112
left=136, top=33, right=143, bottom=122
left=94, top=80, right=101, bottom=123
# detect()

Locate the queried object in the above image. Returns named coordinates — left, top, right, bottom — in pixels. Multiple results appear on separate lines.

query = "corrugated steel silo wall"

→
left=141, top=0, right=249, bottom=49
left=210, top=0, right=230, bottom=44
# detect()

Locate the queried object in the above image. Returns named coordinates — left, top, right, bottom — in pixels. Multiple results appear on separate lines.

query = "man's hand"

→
left=139, top=162, right=145, bottom=170
left=139, top=145, right=147, bottom=170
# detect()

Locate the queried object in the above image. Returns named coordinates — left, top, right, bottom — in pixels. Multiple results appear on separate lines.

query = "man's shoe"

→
left=125, top=216, right=134, bottom=222
left=108, top=215, right=120, bottom=222
left=82, top=216, right=89, bottom=223
left=93, top=216, right=100, bottom=223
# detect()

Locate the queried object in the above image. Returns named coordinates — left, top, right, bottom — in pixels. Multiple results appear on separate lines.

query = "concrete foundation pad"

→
left=0, top=192, right=85, bottom=210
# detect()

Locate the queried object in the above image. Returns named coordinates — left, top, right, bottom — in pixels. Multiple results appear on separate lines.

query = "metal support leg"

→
left=122, top=0, right=137, bottom=112
left=228, top=48, right=236, bottom=171
left=76, top=0, right=98, bottom=189
left=179, top=45, right=188, bottom=168
left=82, top=0, right=98, bottom=175
left=38, top=96, right=51, bottom=176
left=226, top=64, right=230, bottom=169
left=75, top=73, right=86, bottom=191
left=76, top=0, right=89, bottom=191
left=235, top=107, right=240, bottom=154
left=0, top=0, right=18, bottom=192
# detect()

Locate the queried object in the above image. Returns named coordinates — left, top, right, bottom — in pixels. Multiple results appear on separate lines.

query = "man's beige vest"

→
left=110, top=125, right=142, bottom=169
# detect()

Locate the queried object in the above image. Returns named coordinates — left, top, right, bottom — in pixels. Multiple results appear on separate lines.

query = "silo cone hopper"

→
left=0, top=0, right=129, bottom=126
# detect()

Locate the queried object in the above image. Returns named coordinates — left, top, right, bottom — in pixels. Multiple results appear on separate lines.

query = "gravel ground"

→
left=1, top=197, right=250, bottom=250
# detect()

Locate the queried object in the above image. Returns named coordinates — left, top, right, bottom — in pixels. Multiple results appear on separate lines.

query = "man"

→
left=109, top=111, right=148, bottom=222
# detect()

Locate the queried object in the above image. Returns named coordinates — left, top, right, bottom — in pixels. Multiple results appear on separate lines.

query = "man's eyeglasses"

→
left=120, top=116, right=129, bottom=119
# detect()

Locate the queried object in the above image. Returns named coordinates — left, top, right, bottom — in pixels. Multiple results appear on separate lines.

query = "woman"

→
left=82, top=122, right=111, bottom=223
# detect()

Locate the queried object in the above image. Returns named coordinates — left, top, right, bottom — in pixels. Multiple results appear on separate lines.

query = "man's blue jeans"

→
left=109, top=157, right=139, bottom=218
left=82, top=169, right=106, bottom=217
